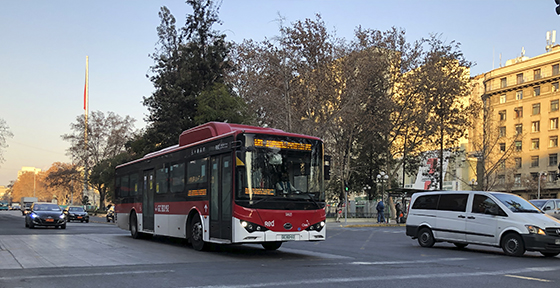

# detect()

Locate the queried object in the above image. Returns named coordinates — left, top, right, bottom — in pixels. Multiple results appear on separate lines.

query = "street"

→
left=1, top=210, right=560, bottom=288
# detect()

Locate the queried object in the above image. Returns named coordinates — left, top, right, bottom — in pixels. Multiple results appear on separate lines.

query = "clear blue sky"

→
left=1, top=0, right=559, bottom=185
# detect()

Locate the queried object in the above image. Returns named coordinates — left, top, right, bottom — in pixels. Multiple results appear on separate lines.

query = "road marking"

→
left=504, top=274, right=551, bottom=282
left=181, top=266, right=560, bottom=288
left=0, top=270, right=174, bottom=281
left=350, top=257, right=468, bottom=265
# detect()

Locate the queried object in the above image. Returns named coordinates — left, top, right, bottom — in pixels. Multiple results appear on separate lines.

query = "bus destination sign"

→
left=254, top=139, right=311, bottom=151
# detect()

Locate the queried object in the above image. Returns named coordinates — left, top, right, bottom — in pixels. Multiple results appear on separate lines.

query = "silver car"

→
left=530, top=199, right=560, bottom=219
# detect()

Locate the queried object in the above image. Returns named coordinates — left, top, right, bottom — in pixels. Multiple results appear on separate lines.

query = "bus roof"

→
left=117, top=122, right=322, bottom=169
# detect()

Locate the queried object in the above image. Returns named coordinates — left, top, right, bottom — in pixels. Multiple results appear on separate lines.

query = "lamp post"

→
left=538, top=172, right=547, bottom=199
left=470, top=179, right=478, bottom=191
left=377, top=172, right=389, bottom=223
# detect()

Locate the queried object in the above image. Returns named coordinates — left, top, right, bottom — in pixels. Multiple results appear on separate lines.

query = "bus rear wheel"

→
left=262, top=242, right=282, bottom=250
left=190, top=215, right=207, bottom=251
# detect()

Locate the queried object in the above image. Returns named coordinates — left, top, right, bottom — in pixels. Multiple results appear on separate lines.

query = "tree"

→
left=0, top=118, right=13, bottom=165
left=62, top=111, right=136, bottom=207
left=44, top=162, right=82, bottom=205
left=89, top=153, right=132, bottom=208
left=142, top=0, right=250, bottom=153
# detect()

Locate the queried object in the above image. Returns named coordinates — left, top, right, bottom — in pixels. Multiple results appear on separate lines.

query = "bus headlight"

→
left=305, top=221, right=325, bottom=232
left=240, top=220, right=269, bottom=233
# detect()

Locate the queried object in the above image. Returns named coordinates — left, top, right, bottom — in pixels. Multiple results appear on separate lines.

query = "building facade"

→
left=482, top=45, right=560, bottom=199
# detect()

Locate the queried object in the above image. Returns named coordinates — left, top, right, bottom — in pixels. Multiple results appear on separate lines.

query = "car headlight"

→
left=60, top=214, right=66, bottom=219
left=30, top=213, right=38, bottom=219
left=240, top=220, right=269, bottom=233
left=305, top=221, right=325, bottom=232
left=526, top=225, right=546, bottom=235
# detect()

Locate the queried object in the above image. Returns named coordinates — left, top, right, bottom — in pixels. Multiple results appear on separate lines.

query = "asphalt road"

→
left=1, top=210, right=560, bottom=288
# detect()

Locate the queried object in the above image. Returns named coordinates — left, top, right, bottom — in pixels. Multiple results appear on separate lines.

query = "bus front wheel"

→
left=262, top=241, right=282, bottom=250
left=190, top=215, right=207, bottom=251
left=130, top=212, right=141, bottom=239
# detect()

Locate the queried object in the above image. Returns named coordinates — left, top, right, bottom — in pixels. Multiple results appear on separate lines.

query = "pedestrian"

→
left=376, top=200, right=385, bottom=223
left=335, top=202, right=343, bottom=222
left=395, top=202, right=403, bottom=224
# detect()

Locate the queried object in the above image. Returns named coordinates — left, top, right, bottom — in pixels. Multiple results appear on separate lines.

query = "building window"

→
left=548, top=171, right=557, bottom=182
left=532, top=121, right=540, bottom=132
left=531, top=156, right=539, bottom=167
left=514, top=107, right=523, bottom=118
left=532, top=103, right=541, bottom=115
left=551, top=118, right=559, bottom=130
left=551, top=100, right=559, bottom=112
left=516, top=90, right=523, bottom=100
left=517, top=73, right=524, bottom=84
left=550, top=153, right=558, bottom=166
left=499, top=110, right=506, bottom=121
left=550, top=136, right=558, bottom=148
left=515, top=124, right=523, bottom=135
left=514, top=174, right=521, bottom=186
left=532, top=138, right=540, bottom=150
left=500, top=143, right=506, bottom=152
left=497, top=175, right=505, bottom=185
left=553, top=82, right=559, bottom=92
left=534, top=69, right=542, bottom=80
left=515, top=157, right=522, bottom=169
left=501, top=77, right=507, bottom=88
left=499, top=126, right=506, bottom=137
left=515, top=140, right=523, bottom=151
left=534, top=86, right=541, bottom=96
left=554, top=64, right=559, bottom=76
left=500, top=94, right=506, bottom=103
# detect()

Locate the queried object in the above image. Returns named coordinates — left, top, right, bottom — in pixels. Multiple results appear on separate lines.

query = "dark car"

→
left=25, top=202, right=66, bottom=229
left=64, top=206, right=90, bottom=223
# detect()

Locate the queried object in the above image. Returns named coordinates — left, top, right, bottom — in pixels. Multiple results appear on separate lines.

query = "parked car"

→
left=10, top=203, right=21, bottom=210
left=530, top=199, right=560, bottom=219
left=406, top=190, right=560, bottom=257
left=25, top=202, right=66, bottom=229
left=64, top=206, right=90, bottom=223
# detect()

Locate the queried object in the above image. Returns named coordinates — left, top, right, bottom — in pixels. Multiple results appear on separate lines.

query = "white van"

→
left=405, top=191, right=560, bottom=257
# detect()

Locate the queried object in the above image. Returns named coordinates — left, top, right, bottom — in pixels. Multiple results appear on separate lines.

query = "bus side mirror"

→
left=324, top=155, right=331, bottom=180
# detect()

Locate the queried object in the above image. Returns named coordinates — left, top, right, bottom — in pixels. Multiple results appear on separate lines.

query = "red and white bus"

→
left=114, top=122, right=326, bottom=250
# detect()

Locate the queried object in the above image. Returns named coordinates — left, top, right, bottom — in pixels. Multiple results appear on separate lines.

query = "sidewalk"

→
left=326, top=217, right=405, bottom=228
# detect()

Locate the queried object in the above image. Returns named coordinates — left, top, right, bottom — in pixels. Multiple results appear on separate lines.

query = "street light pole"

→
left=538, top=172, right=547, bottom=199
left=470, top=178, right=478, bottom=191
left=377, top=172, right=389, bottom=223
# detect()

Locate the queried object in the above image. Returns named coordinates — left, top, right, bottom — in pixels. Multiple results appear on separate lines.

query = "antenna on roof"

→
left=546, top=30, right=557, bottom=52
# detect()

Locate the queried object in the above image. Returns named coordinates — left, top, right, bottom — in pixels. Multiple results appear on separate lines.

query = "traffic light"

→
left=556, top=0, right=560, bottom=15
left=344, top=181, right=349, bottom=192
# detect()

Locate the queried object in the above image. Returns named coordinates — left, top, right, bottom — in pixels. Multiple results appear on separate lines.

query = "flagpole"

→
left=83, top=56, right=89, bottom=204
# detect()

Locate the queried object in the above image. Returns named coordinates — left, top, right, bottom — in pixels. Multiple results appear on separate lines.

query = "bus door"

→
left=209, top=154, right=232, bottom=240
left=142, top=170, right=155, bottom=231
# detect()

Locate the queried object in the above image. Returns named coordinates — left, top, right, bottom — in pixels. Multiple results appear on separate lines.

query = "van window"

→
left=472, top=194, right=506, bottom=216
left=438, top=194, right=468, bottom=212
left=492, top=193, right=540, bottom=213
left=412, top=194, right=439, bottom=210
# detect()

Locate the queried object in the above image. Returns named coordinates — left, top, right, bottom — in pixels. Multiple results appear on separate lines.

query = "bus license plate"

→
left=281, top=234, right=296, bottom=241
left=556, top=239, right=560, bottom=245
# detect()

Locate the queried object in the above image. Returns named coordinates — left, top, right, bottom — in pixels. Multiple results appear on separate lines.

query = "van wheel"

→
left=501, top=233, right=525, bottom=257
left=417, top=227, right=435, bottom=248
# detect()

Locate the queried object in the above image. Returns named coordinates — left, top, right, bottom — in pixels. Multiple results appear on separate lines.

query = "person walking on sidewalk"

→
left=395, top=202, right=403, bottom=224
left=376, top=200, right=385, bottom=223
left=335, top=202, right=343, bottom=222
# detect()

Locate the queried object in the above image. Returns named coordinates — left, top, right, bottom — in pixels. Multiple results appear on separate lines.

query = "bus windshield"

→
left=236, top=134, right=324, bottom=209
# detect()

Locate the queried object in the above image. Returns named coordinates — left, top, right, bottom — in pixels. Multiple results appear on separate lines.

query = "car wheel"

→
left=501, top=233, right=525, bottom=257
left=417, top=227, right=435, bottom=248
left=25, top=219, right=29, bottom=228
left=190, top=215, right=207, bottom=251
left=540, top=252, right=559, bottom=257
left=86, top=219, right=89, bottom=223
left=29, top=221, right=35, bottom=229
left=262, top=242, right=282, bottom=250
left=60, top=223, right=66, bottom=229
left=130, top=212, right=141, bottom=239
left=454, top=243, right=468, bottom=249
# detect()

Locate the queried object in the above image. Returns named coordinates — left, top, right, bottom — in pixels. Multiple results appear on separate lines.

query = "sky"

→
left=1, top=0, right=560, bottom=186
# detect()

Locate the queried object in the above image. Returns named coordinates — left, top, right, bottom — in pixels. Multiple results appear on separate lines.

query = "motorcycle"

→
left=106, top=205, right=115, bottom=223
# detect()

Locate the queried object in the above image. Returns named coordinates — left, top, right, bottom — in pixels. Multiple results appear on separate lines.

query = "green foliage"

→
left=89, top=152, right=132, bottom=206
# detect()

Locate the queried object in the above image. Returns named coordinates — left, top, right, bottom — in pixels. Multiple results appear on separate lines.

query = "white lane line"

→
left=0, top=270, right=174, bottom=281
left=350, top=257, right=468, bottom=266
left=181, top=266, right=560, bottom=288
left=504, top=274, right=551, bottom=282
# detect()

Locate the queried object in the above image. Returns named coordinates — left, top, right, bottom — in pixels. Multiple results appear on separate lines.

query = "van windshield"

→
left=492, top=193, right=541, bottom=213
